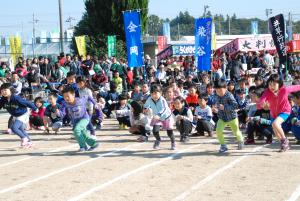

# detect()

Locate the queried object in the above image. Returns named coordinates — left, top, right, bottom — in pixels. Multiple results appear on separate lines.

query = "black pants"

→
left=121, top=76, right=128, bottom=93
left=246, top=121, right=273, bottom=140
left=152, top=125, right=175, bottom=143
left=132, top=125, right=150, bottom=137
left=176, top=119, right=192, bottom=137
left=117, top=116, right=131, bottom=127
left=30, top=116, right=44, bottom=127
left=103, top=103, right=116, bottom=118
left=238, top=109, right=248, bottom=124
left=196, top=119, right=213, bottom=133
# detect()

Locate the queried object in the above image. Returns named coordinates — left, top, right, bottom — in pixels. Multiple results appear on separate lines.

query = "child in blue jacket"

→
left=0, top=83, right=37, bottom=148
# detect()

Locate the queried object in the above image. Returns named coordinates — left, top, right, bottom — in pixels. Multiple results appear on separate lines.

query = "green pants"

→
left=73, top=119, right=97, bottom=149
left=216, top=118, right=243, bottom=145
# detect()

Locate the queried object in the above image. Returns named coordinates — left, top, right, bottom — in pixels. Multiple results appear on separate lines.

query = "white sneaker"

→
left=23, top=141, right=33, bottom=148
left=21, top=138, right=29, bottom=147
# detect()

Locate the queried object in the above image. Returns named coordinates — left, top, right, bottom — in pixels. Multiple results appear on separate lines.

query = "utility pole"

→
left=228, top=16, right=231, bottom=35
left=58, top=0, right=64, bottom=53
left=203, top=5, right=209, bottom=17
left=66, top=16, right=75, bottom=29
left=31, top=13, right=39, bottom=57
left=288, top=12, right=293, bottom=40
left=177, top=23, right=180, bottom=41
left=266, top=8, right=273, bottom=33
left=219, top=20, right=222, bottom=35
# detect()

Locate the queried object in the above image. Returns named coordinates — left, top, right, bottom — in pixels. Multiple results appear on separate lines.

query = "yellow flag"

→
left=75, top=36, right=87, bottom=60
left=212, top=33, right=217, bottom=50
left=9, top=36, right=22, bottom=67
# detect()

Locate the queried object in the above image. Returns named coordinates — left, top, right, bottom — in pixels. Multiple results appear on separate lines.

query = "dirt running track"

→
left=0, top=113, right=300, bottom=201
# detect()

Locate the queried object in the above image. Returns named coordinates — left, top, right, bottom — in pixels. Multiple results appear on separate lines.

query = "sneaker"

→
left=78, top=147, right=87, bottom=152
left=153, top=140, right=160, bottom=149
left=237, top=142, right=244, bottom=150
left=90, top=135, right=97, bottom=140
left=123, top=125, right=128, bottom=129
left=171, top=142, right=176, bottom=150
left=38, top=126, right=45, bottom=130
left=219, top=144, right=228, bottom=153
left=244, top=138, right=255, bottom=145
left=208, top=131, right=213, bottom=137
left=23, top=141, right=33, bottom=148
left=256, top=135, right=265, bottom=140
left=54, top=128, right=61, bottom=134
left=265, top=138, right=273, bottom=144
left=21, top=138, right=29, bottom=147
left=119, top=124, right=124, bottom=130
left=137, top=136, right=148, bottom=142
left=182, top=136, right=189, bottom=143
left=44, top=128, right=50, bottom=134
left=179, top=136, right=184, bottom=142
left=96, top=125, right=102, bottom=130
left=88, top=143, right=99, bottom=151
left=279, top=138, right=290, bottom=152
left=7, top=128, right=12, bottom=134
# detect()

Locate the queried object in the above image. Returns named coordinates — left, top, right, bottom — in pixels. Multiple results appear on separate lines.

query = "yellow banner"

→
left=212, top=33, right=217, bottom=50
left=9, top=36, right=22, bottom=67
left=75, top=36, right=86, bottom=59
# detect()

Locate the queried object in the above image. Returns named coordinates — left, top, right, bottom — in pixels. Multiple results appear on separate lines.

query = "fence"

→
left=0, top=40, right=72, bottom=59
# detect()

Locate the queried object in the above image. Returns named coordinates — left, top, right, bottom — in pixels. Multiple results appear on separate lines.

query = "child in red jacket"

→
left=29, top=97, right=46, bottom=130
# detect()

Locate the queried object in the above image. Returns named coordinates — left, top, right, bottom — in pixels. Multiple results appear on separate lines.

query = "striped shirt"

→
left=214, top=91, right=238, bottom=122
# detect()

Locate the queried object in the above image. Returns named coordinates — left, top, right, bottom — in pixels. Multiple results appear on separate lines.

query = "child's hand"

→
left=153, top=115, right=160, bottom=120
left=177, top=115, right=183, bottom=121
left=262, top=102, right=270, bottom=110
left=212, top=106, right=218, bottom=113
left=219, top=104, right=224, bottom=110
left=56, top=109, right=60, bottom=115
left=189, top=106, right=194, bottom=111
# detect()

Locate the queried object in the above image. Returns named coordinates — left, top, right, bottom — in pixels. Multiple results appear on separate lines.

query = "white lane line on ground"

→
left=67, top=140, right=216, bottom=201
left=0, top=142, right=143, bottom=194
left=286, top=184, right=300, bottom=201
left=0, top=135, right=125, bottom=168
left=0, top=144, right=77, bottom=168
left=172, top=145, right=267, bottom=201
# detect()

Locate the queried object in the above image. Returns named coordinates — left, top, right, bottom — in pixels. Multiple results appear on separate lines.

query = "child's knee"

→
left=272, top=121, right=280, bottom=129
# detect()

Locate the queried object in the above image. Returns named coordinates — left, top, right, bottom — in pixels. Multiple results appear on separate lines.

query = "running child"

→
left=144, top=84, right=176, bottom=150
left=258, top=74, right=300, bottom=151
left=57, top=87, right=98, bottom=152
left=76, top=76, right=96, bottom=136
left=0, top=83, right=37, bottom=148
left=213, top=79, right=244, bottom=153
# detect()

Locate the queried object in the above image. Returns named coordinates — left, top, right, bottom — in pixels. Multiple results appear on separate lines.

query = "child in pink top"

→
left=29, top=97, right=46, bottom=130
left=259, top=74, right=300, bottom=152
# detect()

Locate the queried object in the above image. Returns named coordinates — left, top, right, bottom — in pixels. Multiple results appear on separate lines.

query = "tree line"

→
left=74, top=0, right=300, bottom=58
